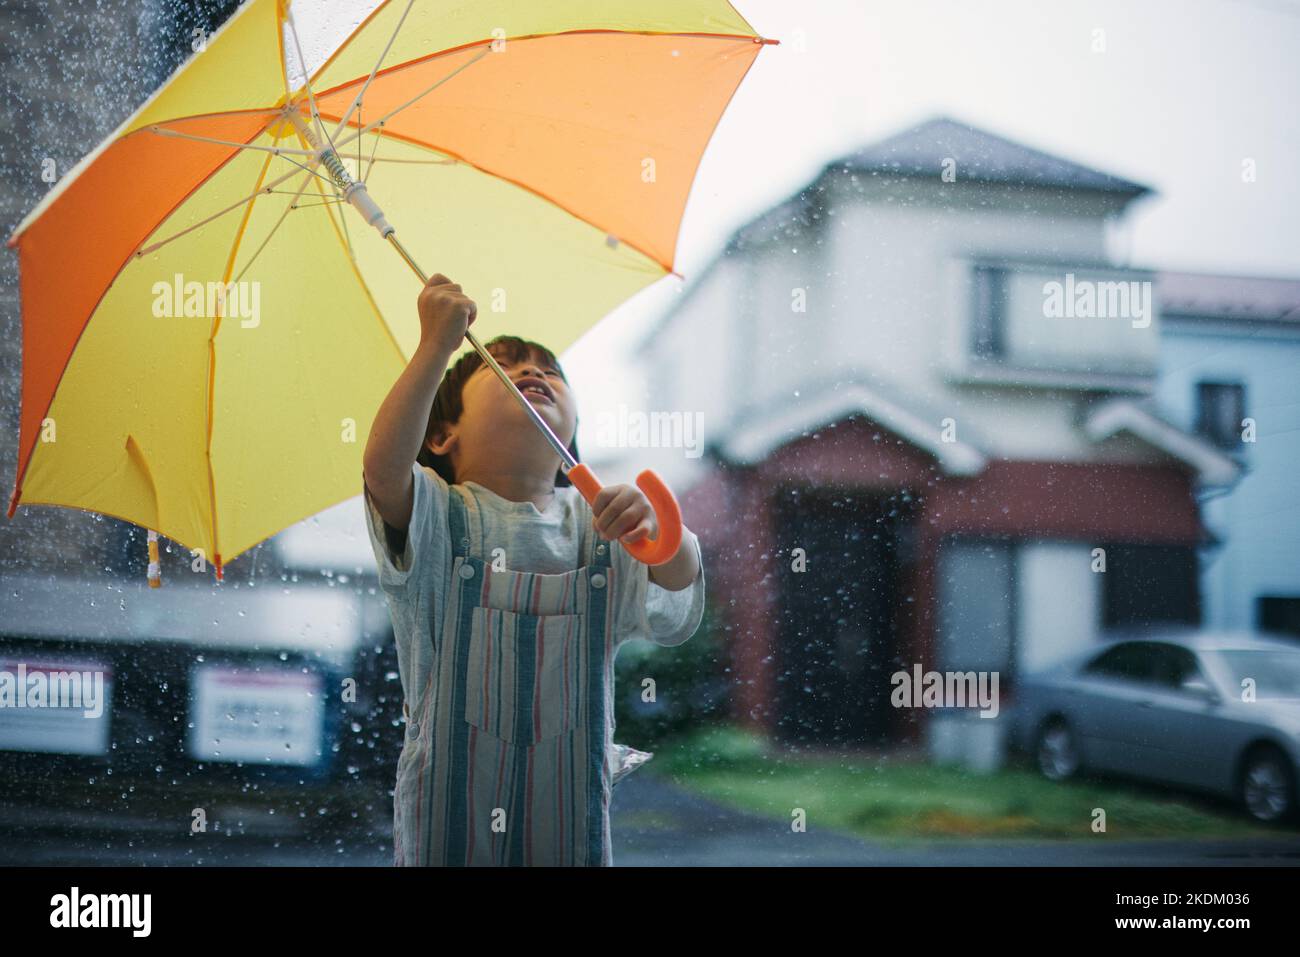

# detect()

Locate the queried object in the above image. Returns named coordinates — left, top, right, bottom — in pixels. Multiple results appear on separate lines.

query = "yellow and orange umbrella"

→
left=5, top=0, right=777, bottom=583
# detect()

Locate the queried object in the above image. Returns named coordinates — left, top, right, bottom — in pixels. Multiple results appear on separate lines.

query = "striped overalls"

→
left=394, top=482, right=620, bottom=866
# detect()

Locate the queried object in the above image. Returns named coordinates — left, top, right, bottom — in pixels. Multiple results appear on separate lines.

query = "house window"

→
left=1194, top=381, right=1246, bottom=450
left=970, top=266, right=1007, bottom=359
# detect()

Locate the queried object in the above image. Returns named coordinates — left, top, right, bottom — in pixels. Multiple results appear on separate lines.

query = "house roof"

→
left=725, top=116, right=1153, bottom=252
left=1158, top=270, right=1300, bottom=324
left=838, top=116, right=1154, bottom=197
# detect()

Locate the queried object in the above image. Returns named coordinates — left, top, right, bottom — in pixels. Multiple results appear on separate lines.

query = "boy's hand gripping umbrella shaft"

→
left=288, top=110, right=684, bottom=567
left=403, top=239, right=684, bottom=566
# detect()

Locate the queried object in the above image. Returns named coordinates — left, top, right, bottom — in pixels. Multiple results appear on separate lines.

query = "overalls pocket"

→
left=464, top=606, right=583, bottom=747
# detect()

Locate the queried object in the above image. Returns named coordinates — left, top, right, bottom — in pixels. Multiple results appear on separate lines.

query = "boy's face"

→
left=428, top=349, right=576, bottom=475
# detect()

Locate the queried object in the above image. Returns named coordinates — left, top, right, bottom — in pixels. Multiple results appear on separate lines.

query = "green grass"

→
left=646, top=725, right=1280, bottom=842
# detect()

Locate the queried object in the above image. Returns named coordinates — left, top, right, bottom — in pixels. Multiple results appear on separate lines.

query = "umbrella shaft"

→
left=287, top=108, right=394, bottom=237
left=287, top=106, right=576, bottom=471
left=385, top=233, right=578, bottom=471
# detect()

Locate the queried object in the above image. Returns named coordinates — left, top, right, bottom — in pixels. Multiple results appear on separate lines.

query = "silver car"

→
left=1012, top=629, right=1300, bottom=825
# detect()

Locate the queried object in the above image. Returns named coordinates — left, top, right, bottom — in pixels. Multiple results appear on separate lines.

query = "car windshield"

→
left=1215, top=650, right=1300, bottom=699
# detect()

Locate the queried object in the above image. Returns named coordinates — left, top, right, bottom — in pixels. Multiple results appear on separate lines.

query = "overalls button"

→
left=596, top=543, right=606, bottom=554
left=408, top=721, right=420, bottom=738
left=590, top=572, right=606, bottom=589
left=459, top=564, right=475, bottom=579
left=461, top=537, right=470, bottom=547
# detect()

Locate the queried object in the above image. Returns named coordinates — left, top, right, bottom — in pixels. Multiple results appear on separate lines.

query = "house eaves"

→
left=717, top=382, right=987, bottom=476
left=1083, top=399, right=1242, bottom=487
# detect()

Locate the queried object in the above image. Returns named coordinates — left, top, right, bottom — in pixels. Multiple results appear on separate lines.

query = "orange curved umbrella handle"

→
left=566, top=463, right=683, bottom=566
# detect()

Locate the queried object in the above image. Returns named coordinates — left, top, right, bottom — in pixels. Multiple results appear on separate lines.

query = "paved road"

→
left=3, top=774, right=1299, bottom=866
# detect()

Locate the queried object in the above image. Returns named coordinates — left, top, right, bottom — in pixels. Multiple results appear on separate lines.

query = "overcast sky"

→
left=562, top=0, right=1300, bottom=465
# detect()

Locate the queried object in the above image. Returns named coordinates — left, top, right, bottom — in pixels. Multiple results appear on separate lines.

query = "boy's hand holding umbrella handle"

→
left=415, top=274, right=684, bottom=567
left=566, top=467, right=683, bottom=566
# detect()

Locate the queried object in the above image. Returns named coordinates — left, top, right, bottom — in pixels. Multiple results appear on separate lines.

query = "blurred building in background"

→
left=633, top=116, right=1263, bottom=748
left=1155, top=271, right=1300, bottom=637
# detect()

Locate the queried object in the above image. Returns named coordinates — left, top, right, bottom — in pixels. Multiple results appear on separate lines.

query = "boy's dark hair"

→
left=417, top=335, right=580, bottom=487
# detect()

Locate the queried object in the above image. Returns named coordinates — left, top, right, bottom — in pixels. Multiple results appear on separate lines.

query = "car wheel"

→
left=1035, top=718, right=1080, bottom=781
left=1238, top=747, right=1296, bottom=825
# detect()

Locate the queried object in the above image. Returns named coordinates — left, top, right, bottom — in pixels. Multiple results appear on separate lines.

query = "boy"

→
left=361, top=274, right=705, bottom=866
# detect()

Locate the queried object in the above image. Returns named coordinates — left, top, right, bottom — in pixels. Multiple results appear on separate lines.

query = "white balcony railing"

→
left=948, top=258, right=1160, bottom=390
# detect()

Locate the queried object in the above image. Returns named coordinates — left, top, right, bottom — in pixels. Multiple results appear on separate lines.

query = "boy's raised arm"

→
left=362, top=273, right=476, bottom=532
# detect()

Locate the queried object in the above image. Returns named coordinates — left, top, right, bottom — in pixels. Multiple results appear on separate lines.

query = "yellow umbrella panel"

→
left=5, top=0, right=777, bottom=581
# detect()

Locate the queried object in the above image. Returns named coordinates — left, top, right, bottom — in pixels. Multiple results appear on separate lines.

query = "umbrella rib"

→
left=333, top=123, right=675, bottom=273
left=263, top=188, right=342, bottom=201
left=229, top=170, right=317, bottom=285
left=363, top=155, right=456, bottom=166
left=284, top=3, right=346, bottom=166
left=273, top=151, right=338, bottom=187
left=134, top=164, right=315, bottom=259
left=330, top=0, right=417, bottom=143
left=145, top=126, right=317, bottom=156
left=307, top=154, right=357, bottom=263
left=304, top=173, right=407, bottom=369
left=332, top=45, right=492, bottom=155
left=362, top=120, right=385, bottom=183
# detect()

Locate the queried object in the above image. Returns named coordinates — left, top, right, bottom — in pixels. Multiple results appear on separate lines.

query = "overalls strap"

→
left=448, top=483, right=471, bottom=559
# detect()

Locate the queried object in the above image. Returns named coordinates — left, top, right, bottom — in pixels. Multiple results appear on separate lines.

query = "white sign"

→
left=0, top=658, right=113, bottom=756
left=189, top=665, right=324, bottom=766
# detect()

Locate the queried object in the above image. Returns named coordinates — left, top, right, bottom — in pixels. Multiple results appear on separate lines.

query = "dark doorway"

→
left=772, top=486, right=909, bottom=747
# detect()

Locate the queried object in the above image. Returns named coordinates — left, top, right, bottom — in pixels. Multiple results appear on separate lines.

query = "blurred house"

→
left=628, top=116, right=1244, bottom=747
left=1154, top=271, right=1300, bottom=638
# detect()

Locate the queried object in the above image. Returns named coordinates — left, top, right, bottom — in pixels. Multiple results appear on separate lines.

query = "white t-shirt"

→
left=362, top=461, right=706, bottom=723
